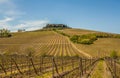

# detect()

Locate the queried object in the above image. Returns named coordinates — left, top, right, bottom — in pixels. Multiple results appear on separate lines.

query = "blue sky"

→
left=0, top=0, right=120, bottom=33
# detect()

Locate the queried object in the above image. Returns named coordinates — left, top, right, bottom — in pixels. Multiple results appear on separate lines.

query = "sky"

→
left=0, top=0, right=120, bottom=33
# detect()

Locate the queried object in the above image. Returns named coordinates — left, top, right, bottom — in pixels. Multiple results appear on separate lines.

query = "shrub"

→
left=70, top=32, right=120, bottom=45
left=0, top=29, right=12, bottom=38
left=70, top=34, right=96, bottom=44
left=70, top=35, right=79, bottom=43
left=110, top=50, right=118, bottom=59
left=78, top=39, right=93, bottom=44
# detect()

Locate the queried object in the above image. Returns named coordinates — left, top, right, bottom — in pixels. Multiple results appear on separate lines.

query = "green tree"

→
left=0, top=29, right=11, bottom=37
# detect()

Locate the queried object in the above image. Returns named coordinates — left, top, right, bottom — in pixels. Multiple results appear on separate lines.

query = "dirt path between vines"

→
left=89, top=60, right=112, bottom=78
left=103, top=61, right=112, bottom=78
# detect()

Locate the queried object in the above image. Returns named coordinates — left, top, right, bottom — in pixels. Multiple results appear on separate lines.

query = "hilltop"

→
left=43, top=24, right=71, bottom=30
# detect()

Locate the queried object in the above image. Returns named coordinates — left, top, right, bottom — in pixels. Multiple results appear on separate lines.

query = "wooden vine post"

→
left=84, top=59, right=86, bottom=74
left=10, top=55, right=13, bottom=77
left=72, top=58, right=74, bottom=69
left=113, top=59, right=117, bottom=78
left=52, top=57, right=55, bottom=78
left=12, top=58, right=23, bottom=75
left=0, top=54, right=7, bottom=75
left=52, top=57, right=62, bottom=78
left=29, top=56, right=38, bottom=75
left=39, top=56, right=43, bottom=73
left=79, top=57, right=83, bottom=78
left=61, top=57, right=64, bottom=72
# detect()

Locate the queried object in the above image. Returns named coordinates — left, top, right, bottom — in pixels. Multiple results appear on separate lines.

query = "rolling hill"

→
left=0, top=30, right=86, bottom=57
left=0, top=28, right=120, bottom=57
left=0, top=26, right=120, bottom=78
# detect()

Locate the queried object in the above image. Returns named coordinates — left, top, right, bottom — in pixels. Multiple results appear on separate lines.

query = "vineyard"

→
left=0, top=54, right=120, bottom=78
left=0, top=28, right=120, bottom=78
left=0, top=31, right=89, bottom=57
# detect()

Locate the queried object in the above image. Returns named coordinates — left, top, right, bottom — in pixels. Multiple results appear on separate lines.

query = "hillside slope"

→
left=0, top=31, right=86, bottom=57
left=59, top=29, right=120, bottom=57
left=0, top=28, right=120, bottom=57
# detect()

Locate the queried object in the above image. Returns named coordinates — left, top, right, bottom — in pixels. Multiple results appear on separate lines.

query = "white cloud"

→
left=0, top=17, right=14, bottom=29
left=15, top=20, right=50, bottom=31
left=0, top=0, right=50, bottom=32
left=0, top=17, right=14, bottom=23
left=0, top=17, right=50, bottom=32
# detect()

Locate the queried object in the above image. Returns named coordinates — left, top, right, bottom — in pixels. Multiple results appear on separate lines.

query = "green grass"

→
left=90, top=60, right=104, bottom=78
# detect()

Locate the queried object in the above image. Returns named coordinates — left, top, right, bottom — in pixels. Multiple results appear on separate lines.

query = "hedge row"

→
left=70, top=33, right=120, bottom=45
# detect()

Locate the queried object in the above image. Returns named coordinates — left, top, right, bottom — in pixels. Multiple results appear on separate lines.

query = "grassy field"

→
left=59, top=28, right=96, bottom=36
left=89, top=60, right=112, bottom=78
left=75, top=38, right=120, bottom=57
